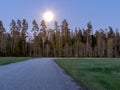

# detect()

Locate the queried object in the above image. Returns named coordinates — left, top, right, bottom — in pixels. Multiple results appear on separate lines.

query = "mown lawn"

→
left=54, top=58, right=120, bottom=90
left=0, top=57, right=31, bottom=65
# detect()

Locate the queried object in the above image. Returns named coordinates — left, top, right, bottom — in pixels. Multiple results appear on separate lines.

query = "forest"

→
left=0, top=19, right=120, bottom=57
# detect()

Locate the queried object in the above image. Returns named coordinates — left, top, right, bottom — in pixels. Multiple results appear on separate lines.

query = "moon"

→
left=43, top=11, right=54, bottom=22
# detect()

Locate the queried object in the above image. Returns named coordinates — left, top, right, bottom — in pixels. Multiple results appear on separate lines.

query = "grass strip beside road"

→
left=0, top=57, right=31, bottom=65
left=54, top=58, right=120, bottom=90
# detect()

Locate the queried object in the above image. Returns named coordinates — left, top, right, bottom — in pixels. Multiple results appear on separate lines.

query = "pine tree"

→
left=31, top=20, right=39, bottom=56
left=54, top=21, right=61, bottom=57
left=61, top=19, right=71, bottom=56
left=21, top=19, right=28, bottom=56
left=107, top=27, right=114, bottom=57
left=86, top=22, right=92, bottom=57
left=0, top=20, right=6, bottom=56
left=40, top=20, right=47, bottom=56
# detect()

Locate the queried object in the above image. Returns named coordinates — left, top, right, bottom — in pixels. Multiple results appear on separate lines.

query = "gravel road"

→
left=0, top=58, right=81, bottom=90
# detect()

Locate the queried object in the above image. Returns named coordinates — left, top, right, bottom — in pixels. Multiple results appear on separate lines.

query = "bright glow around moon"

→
left=43, top=11, right=54, bottom=22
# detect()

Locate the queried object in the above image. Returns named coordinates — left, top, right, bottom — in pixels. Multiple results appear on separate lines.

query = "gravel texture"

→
left=0, top=58, right=81, bottom=90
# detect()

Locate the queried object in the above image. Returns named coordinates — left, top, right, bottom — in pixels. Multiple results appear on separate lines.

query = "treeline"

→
left=0, top=19, right=120, bottom=57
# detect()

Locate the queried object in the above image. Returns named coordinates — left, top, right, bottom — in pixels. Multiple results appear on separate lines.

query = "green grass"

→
left=54, top=58, right=120, bottom=90
left=0, top=57, right=31, bottom=65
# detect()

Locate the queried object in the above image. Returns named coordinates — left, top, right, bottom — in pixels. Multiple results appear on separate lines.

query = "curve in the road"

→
left=0, top=58, right=81, bottom=90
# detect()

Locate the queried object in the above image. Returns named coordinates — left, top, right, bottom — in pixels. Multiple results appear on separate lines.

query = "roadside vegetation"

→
left=0, top=57, right=31, bottom=65
left=0, top=19, right=120, bottom=57
left=55, top=58, right=120, bottom=90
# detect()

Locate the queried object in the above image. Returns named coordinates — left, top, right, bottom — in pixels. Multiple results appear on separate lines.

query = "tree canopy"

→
left=0, top=19, right=120, bottom=57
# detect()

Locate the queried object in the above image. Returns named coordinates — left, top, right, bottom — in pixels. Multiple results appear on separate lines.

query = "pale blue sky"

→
left=0, top=0, right=120, bottom=31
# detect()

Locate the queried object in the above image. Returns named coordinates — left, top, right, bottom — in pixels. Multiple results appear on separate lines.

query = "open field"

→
left=54, top=58, right=120, bottom=90
left=0, top=57, right=31, bottom=65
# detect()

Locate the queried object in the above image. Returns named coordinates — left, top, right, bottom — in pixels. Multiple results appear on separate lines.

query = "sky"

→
left=0, top=0, right=120, bottom=32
